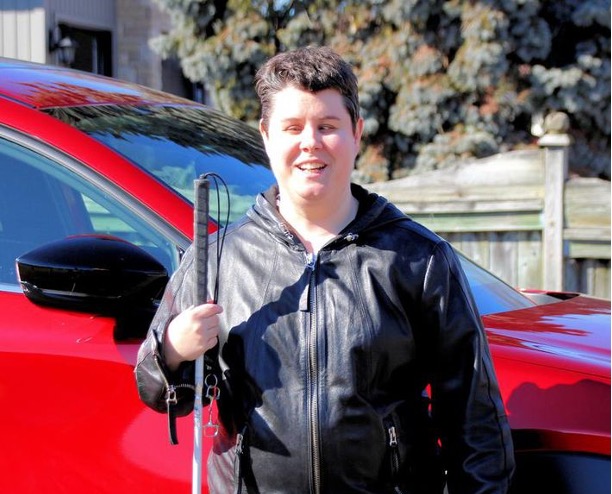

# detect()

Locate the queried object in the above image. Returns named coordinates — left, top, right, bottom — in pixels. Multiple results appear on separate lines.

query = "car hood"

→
left=484, top=293, right=610, bottom=379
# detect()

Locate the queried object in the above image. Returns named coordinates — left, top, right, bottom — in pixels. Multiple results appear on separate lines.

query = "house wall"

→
left=46, top=0, right=115, bottom=30
left=116, top=0, right=170, bottom=90
left=0, top=0, right=46, bottom=63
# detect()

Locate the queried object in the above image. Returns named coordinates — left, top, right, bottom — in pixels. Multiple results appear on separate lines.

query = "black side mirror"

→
left=16, top=234, right=169, bottom=338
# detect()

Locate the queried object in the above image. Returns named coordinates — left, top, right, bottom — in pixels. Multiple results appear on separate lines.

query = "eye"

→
left=319, top=120, right=340, bottom=132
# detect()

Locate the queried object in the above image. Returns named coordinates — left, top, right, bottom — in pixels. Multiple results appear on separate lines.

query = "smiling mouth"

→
left=297, top=163, right=326, bottom=172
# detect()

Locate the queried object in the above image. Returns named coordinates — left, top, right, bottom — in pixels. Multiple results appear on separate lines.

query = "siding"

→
left=0, top=0, right=46, bottom=62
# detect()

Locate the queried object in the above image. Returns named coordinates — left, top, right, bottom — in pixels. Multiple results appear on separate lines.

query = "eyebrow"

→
left=280, top=116, right=342, bottom=122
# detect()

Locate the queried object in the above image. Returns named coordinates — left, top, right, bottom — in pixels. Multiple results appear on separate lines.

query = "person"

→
left=135, top=45, right=515, bottom=494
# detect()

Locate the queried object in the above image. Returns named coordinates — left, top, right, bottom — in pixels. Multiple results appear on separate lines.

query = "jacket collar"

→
left=247, top=184, right=406, bottom=250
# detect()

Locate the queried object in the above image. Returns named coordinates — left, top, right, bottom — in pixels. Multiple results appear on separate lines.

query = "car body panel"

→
left=487, top=294, right=610, bottom=374
left=486, top=294, right=610, bottom=456
left=0, top=282, right=204, bottom=493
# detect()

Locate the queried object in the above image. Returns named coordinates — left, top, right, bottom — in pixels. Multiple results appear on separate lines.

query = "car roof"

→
left=0, top=57, right=194, bottom=109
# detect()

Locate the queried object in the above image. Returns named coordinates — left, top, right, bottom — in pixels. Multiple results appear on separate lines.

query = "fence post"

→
left=538, top=112, right=571, bottom=292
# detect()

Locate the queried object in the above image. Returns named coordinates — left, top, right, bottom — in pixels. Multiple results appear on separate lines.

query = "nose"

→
left=300, top=125, right=322, bottom=151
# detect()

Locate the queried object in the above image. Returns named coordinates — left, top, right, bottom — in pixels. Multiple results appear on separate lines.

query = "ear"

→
left=354, top=117, right=364, bottom=146
left=259, top=119, right=269, bottom=142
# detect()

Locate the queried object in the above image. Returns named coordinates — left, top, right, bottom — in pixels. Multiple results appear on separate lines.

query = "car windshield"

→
left=45, top=104, right=275, bottom=225
left=457, top=252, right=535, bottom=315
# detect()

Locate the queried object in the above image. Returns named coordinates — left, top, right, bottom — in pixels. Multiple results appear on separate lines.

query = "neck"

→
left=277, top=191, right=358, bottom=254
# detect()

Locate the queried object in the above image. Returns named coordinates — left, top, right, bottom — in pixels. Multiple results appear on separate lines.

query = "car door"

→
left=0, top=132, right=196, bottom=492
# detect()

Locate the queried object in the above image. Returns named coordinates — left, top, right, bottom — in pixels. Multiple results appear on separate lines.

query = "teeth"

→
left=299, top=164, right=325, bottom=170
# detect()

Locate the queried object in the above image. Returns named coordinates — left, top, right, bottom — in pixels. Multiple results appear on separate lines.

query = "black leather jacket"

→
left=135, top=184, right=514, bottom=494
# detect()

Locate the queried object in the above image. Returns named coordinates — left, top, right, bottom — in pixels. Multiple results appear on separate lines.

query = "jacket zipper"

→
left=386, top=420, right=405, bottom=494
left=304, top=237, right=356, bottom=493
left=154, top=353, right=195, bottom=444
left=387, top=424, right=400, bottom=474
left=305, top=252, right=321, bottom=494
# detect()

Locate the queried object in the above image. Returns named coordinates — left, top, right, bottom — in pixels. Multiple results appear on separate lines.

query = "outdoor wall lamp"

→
left=49, top=26, right=77, bottom=67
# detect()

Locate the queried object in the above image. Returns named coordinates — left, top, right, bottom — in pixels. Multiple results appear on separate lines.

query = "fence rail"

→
left=368, top=119, right=611, bottom=300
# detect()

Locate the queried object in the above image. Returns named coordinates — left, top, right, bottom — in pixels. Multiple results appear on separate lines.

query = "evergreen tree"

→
left=150, top=0, right=610, bottom=181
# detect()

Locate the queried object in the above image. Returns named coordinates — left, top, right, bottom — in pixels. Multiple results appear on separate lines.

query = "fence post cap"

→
left=538, top=112, right=572, bottom=147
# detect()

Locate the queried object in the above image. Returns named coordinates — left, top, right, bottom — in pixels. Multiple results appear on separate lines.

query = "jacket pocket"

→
left=385, top=397, right=446, bottom=494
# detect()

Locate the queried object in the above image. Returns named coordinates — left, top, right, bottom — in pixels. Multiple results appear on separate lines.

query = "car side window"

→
left=0, top=137, right=178, bottom=286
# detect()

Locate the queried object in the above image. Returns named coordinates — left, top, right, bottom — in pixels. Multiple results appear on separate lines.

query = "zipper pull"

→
left=305, top=252, right=317, bottom=270
left=166, top=384, right=179, bottom=445
left=236, top=431, right=245, bottom=455
left=300, top=253, right=316, bottom=311
left=388, top=425, right=398, bottom=447
left=166, top=385, right=178, bottom=405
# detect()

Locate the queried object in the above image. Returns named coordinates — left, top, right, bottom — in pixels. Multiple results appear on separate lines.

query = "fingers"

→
left=163, top=303, right=223, bottom=370
left=190, top=304, right=222, bottom=351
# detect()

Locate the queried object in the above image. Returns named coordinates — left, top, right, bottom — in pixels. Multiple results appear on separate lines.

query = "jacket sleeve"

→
left=422, top=242, right=515, bottom=494
left=134, top=246, right=197, bottom=417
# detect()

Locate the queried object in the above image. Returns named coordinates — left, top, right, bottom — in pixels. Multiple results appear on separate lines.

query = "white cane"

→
left=193, top=175, right=210, bottom=494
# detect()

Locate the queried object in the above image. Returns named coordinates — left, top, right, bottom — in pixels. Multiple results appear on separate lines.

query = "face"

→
left=260, top=85, right=363, bottom=210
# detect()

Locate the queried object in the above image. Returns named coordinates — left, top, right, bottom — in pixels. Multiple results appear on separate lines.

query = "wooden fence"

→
left=367, top=119, right=611, bottom=300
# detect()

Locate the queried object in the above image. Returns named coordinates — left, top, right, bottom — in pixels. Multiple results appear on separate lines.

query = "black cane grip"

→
left=194, top=176, right=210, bottom=305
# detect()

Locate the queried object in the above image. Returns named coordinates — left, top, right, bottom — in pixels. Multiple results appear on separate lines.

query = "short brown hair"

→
left=255, top=46, right=360, bottom=131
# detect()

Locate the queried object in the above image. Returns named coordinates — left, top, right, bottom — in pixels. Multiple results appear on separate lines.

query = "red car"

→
left=0, top=58, right=609, bottom=493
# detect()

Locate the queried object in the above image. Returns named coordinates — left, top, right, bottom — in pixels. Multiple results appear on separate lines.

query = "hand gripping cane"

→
left=192, top=175, right=210, bottom=494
